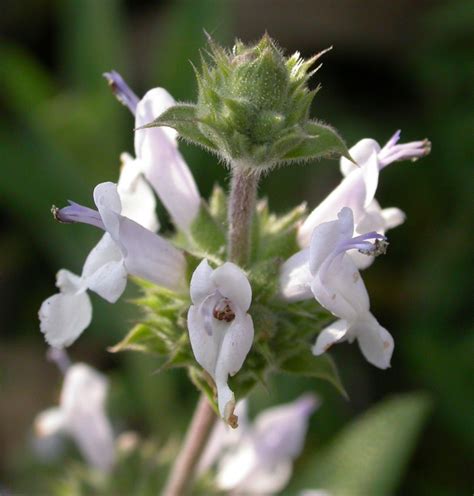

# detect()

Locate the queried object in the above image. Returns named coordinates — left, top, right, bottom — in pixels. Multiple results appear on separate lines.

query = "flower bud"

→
left=141, top=35, right=349, bottom=170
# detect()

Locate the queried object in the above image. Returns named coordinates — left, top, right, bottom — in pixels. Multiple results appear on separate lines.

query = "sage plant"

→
left=38, top=34, right=430, bottom=495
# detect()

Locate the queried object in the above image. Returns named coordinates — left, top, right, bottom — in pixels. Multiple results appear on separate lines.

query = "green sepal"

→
left=248, top=260, right=282, bottom=304
left=108, top=323, right=170, bottom=356
left=189, top=367, right=220, bottom=416
left=189, top=200, right=226, bottom=256
left=281, top=120, right=351, bottom=163
left=278, top=345, right=348, bottom=398
left=140, top=103, right=218, bottom=152
left=256, top=202, right=307, bottom=261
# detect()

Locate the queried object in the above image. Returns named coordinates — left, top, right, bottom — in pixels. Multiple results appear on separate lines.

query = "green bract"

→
left=141, top=34, right=350, bottom=170
left=111, top=186, right=346, bottom=414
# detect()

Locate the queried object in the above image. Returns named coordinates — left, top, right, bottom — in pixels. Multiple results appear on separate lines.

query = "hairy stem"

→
left=162, top=395, right=216, bottom=496
left=227, top=167, right=259, bottom=266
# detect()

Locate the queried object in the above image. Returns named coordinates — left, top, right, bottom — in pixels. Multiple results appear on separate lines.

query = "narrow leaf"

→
left=293, top=393, right=432, bottom=496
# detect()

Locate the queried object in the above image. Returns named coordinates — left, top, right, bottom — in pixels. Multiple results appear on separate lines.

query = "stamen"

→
left=317, top=231, right=386, bottom=281
left=54, top=201, right=105, bottom=230
left=358, top=238, right=389, bottom=256
left=378, top=131, right=431, bottom=168
left=103, top=71, right=139, bottom=115
left=213, top=298, right=236, bottom=323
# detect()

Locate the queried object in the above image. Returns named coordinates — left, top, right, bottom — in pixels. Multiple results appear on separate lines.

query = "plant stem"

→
left=227, top=166, right=259, bottom=266
left=162, top=395, right=216, bottom=496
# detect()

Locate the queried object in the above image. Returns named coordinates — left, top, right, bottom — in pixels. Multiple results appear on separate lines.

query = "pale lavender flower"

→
left=35, top=363, right=115, bottom=472
left=104, top=70, right=200, bottom=232
left=215, top=394, right=319, bottom=495
left=187, top=259, right=254, bottom=424
left=40, top=181, right=185, bottom=348
left=281, top=207, right=394, bottom=369
left=298, top=131, right=430, bottom=269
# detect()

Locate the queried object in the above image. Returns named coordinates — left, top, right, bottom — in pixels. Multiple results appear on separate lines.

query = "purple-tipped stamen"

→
left=338, top=231, right=386, bottom=255
left=103, top=70, right=139, bottom=115
left=319, top=231, right=387, bottom=281
left=378, top=131, right=431, bottom=168
left=54, top=201, right=105, bottom=230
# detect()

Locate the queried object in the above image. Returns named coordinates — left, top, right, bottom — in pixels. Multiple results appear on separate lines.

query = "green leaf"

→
left=282, top=120, right=350, bottom=162
left=279, top=347, right=347, bottom=398
left=189, top=200, right=226, bottom=255
left=142, top=103, right=217, bottom=152
left=293, top=393, right=432, bottom=496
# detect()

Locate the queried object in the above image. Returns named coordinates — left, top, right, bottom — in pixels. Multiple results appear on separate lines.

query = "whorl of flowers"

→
left=39, top=35, right=431, bottom=429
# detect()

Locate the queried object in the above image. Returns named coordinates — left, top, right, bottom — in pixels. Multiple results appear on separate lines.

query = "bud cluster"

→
left=142, top=35, right=349, bottom=170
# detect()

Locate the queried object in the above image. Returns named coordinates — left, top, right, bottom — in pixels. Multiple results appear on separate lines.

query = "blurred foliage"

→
left=290, top=393, right=432, bottom=495
left=1, top=0, right=473, bottom=494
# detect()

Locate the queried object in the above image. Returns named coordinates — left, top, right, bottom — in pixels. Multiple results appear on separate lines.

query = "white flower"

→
left=187, top=260, right=254, bottom=424
left=281, top=207, right=394, bottom=369
left=40, top=181, right=186, bottom=348
left=117, top=151, right=159, bottom=232
left=104, top=70, right=200, bottom=232
left=34, top=363, right=115, bottom=472
left=298, top=131, right=430, bottom=268
left=215, top=394, right=319, bottom=495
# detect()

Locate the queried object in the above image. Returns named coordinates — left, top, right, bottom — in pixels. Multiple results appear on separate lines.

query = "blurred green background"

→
left=1, top=0, right=473, bottom=494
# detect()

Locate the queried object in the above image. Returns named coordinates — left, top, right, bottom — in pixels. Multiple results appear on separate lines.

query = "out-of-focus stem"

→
left=162, top=395, right=216, bottom=496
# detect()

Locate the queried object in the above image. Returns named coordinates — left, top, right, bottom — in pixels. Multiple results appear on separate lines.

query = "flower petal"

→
left=234, top=459, right=293, bottom=495
left=61, top=364, right=115, bottom=472
left=135, top=89, right=200, bottom=232
left=135, top=88, right=177, bottom=144
left=381, top=207, right=406, bottom=230
left=39, top=290, right=92, bottom=348
left=117, top=152, right=159, bottom=232
left=118, top=215, right=187, bottom=292
left=214, top=313, right=254, bottom=419
left=35, top=407, right=65, bottom=437
left=211, top=263, right=252, bottom=312
left=190, top=259, right=215, bottom=305
left=361, top=150, right=380, bottom=208
left=187, top=305, right=220, bottom=377
left=82, top=234, right=127, bottom=303
left=312, top=319, right=349, bottom=355
left=340, top=138, right=380, bottom=176
left=311, top=254, right=369, bottom=320
left=253, top=393, right=318, bottom=461
left=279, top=248, right=313, bottom=302
left=56, top=269, right=84, bottom=294
left=309, top=207, right=354, bottom=275
left=354, top=313, right=394, bottom=369
left=93, top=182, right=122, bottom=239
